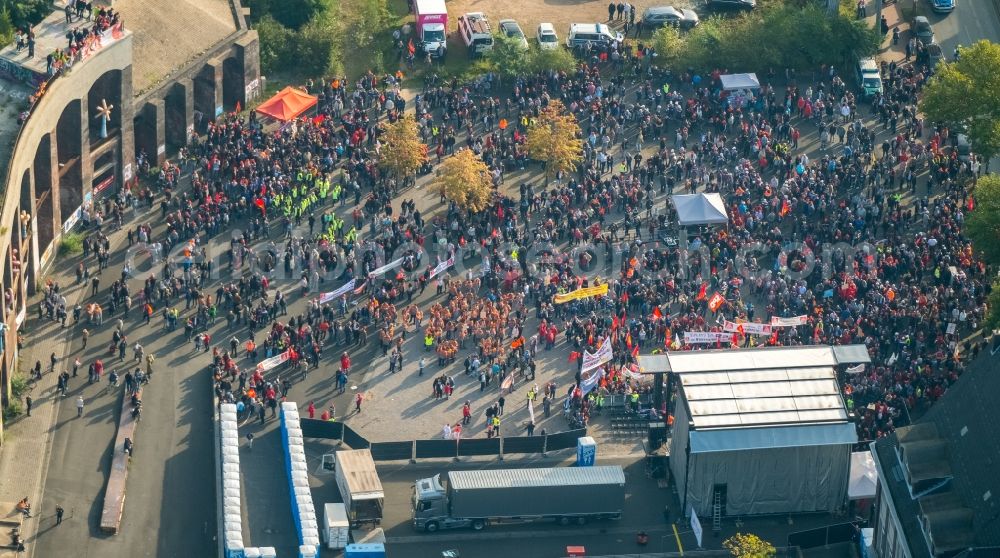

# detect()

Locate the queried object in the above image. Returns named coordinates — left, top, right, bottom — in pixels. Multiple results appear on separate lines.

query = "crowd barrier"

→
left=99, top=387, right=143, bottom=534
left=219, top=403, right=246, bottom=558
left=281, top=402, right=320, bottom=558
left=298, top=418, right=586, bottom=461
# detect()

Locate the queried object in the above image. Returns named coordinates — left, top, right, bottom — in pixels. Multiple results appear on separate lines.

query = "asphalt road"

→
left=919, top=0, right=1000, bottom=52
left=31, top=211, right=218, bottom=558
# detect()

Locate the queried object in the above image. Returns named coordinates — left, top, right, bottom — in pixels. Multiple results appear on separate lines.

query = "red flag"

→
left=625, top=332, right=633, bottom=348
left=652, top=306, right=663, bottom=319
left=708, top=292, right=726, bottom=313
left=235, top=100, right=242, bottom=114
left=664, top=328, right=672, bottom=347
left=780, top=199, right=790, bottom=217
left=407, top=38, right=416, bottom=55
left=967, top=197, right=975, bottom=211
left=631, top=344, right=640, bottom=357
left=696, top=283, right=708, bottom=301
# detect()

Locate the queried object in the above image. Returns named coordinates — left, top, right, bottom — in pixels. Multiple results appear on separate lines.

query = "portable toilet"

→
left=577, top=436, right=596, bottom=466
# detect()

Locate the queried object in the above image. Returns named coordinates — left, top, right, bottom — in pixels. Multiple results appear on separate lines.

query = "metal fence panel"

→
left=300, top=418, right=344, bottom=440
left=545, top=428, right=587, bottom=451
left=457, top=437, right=501, bottom=457
left=501, top=435, right=545, bottom=455
left=370, top=441, right=413, bottom=461
left=342, top=424, right=370, bottom=449
left=415, top=439, right=457, bottom=459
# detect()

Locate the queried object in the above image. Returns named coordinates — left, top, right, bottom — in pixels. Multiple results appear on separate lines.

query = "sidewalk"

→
left=0, top=273, right=90, bottom=557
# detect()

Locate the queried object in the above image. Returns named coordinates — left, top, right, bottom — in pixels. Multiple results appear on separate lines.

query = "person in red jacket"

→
left=340, top=352, right=351, bottom=372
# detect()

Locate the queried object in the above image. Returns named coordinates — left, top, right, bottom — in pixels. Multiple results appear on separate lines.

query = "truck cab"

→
left=413, top=0, right=448, bottom=58
left=412, top=474, right=470, bottom=532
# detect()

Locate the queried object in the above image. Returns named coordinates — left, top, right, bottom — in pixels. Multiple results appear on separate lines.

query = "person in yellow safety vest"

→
left=331, top=183, right=342, bottom=201
left=521, top=116, right=529, bottom=127
left=630, top=392, right=640, bottom=412
left=424, top=334, right=434, bottom=351
left=345, top=227, right=357, bottom=243
left=491, top=415, right=500, bottom=434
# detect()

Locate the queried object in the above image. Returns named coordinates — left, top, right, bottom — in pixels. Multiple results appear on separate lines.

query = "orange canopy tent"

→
left=255, top=86, right=318, bottom=121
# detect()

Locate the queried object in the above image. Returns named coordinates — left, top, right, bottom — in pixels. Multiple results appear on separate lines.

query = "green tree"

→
left=650, top=25, right=684, bottom=69
left=295, top=15, right=340, bottom=77
left=966, top=174, right=1000, bottom=265
left=723, top=533, right=777, bottom=558
left=255, top=15, right=296, bottom=73
left=353, top=0, right=391, bottom=48
left=527, top=47, right=579, bottom=74
left=247, top=0, right=328, bottom=30
left=379, top=115, right=428, bottom=181
left=985, top=282, right=1000, bottom=331
left=437, top=149, right=494, bottom=212
left=525, top=100, right=583, bottom=184
left=921, top=40, right=1000, bottom=163
left=487, top=34, right=529, bottom=82
left=0, top=6, right=13, bottom=46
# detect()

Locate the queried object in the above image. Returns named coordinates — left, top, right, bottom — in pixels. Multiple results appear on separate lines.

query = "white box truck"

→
left=334, top=449, right=384, bottom=528
left=323, top=503, right=350, bottom=549
left=413, top=0, right=448, bottom=58
left=412, top=465, right=626, bottom=532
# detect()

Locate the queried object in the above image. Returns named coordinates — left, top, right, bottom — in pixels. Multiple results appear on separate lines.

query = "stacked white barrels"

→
left=281, top=402, right=319, bottom=558
left=220, top=403, right=245, bottom=558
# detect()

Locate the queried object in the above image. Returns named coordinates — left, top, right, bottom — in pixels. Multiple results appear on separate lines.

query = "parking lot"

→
left=442, top=0, right=702, bottom=47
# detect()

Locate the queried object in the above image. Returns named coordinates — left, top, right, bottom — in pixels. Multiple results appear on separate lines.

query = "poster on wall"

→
left=93, top=174, right=116, bottom=200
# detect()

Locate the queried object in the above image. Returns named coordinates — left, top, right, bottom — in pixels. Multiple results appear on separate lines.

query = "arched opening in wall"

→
left=19, top=169, right=32, bottom=249
left=57, top=100, right=84, bottom=234
left=33, top=134, right=55, bottom=263
left=56, top=100, right=82, bottom=166
left=222, top=57, right=242, bottom=113
left=15, top=169, right=31, bottom=292
left=87, top=69, right=123, bottom=146
left=193, top=65, right=217, bottom=135
left=165, top=83, right=188, bottom=151
left=132, top=102, right=157, bottom=165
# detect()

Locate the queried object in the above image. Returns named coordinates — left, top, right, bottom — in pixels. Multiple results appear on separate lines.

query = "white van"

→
left=458, top=12, right=494, bottom=57
left=566, top=23, right=621, bottom=49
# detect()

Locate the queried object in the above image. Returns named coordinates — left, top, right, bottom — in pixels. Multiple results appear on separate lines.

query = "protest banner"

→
left=428, top=256, right=455, bottom=280
left=319, top=278, right=356, bottom=304
left=722, top=320, right=773, bottom=335
left=553, top=283, right=609, bottom=304
left=581, top=337, right=613, bottom=374
left=684, top=331, right=732, bottom=344
left=770, top=315, right=809, bottom=327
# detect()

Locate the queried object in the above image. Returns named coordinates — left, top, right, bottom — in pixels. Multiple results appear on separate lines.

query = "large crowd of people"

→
left=59, top=26, right=990, bottom=442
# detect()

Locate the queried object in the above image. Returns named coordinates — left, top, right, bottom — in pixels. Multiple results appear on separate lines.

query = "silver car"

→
left=642, top=6, right=700, bottom=29
left=498, top=19, right=529, bottom=49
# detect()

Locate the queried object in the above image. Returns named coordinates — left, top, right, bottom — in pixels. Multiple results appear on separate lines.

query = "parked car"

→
left=642, top=6, right=700, bottom=29
left=566, top=23, right=621, bottom=49
left=536, top=23, right=559, bottom=50
left=458, top=12, right=494, bottom=57
left=928, top=0, right=955, bottom=13
left=706, top=0, right=756, bottom=9
left=498, top=19, right=529, bottom=49
left=856, top=58, right=882, bottom=97
left=911, top=16, right=935, bottom=45
left=926, top=43, right=944, bottom=71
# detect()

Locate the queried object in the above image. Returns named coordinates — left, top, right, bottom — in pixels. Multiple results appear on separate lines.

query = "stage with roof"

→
left=638, top=344, right=871, bottom=519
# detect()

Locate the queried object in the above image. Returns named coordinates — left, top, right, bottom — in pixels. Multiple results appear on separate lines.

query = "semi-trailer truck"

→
left=412, top=465, right=626, bottom=532
left=413, top=0, right=448, bottom=58
left=334, top=449, right=385, bottom=528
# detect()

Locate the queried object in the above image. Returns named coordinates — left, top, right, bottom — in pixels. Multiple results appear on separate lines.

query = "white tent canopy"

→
left=848, top=451, right=878, bottom=500
left=720, top=73, right=760, bottom=91
left=671, top=193, right=729, bottom=226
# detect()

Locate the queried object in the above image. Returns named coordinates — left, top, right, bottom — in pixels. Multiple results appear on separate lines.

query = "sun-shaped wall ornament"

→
left=94, top=98, right=114, bottom=138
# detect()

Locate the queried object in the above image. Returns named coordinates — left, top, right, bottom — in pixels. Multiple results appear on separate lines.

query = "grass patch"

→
left=58, top=232, right=84, bottom=255
left=3, top=401, right=23, bottom=422
left=10, top=373, right=28, bottom=399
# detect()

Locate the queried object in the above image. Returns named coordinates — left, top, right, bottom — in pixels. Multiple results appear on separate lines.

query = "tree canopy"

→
left=651, top=3, right=879, bottom=73
left=920, top=40, right=1000, bottom=162
left=379, top=115, right=428, bottom=179
left=723, top=533, right=777, bottom=558
left=437, top=149, right=494, bottom=212
left=525, top=100, right=583, bottom=184
left=966, top=174, right=1000, bottom=266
